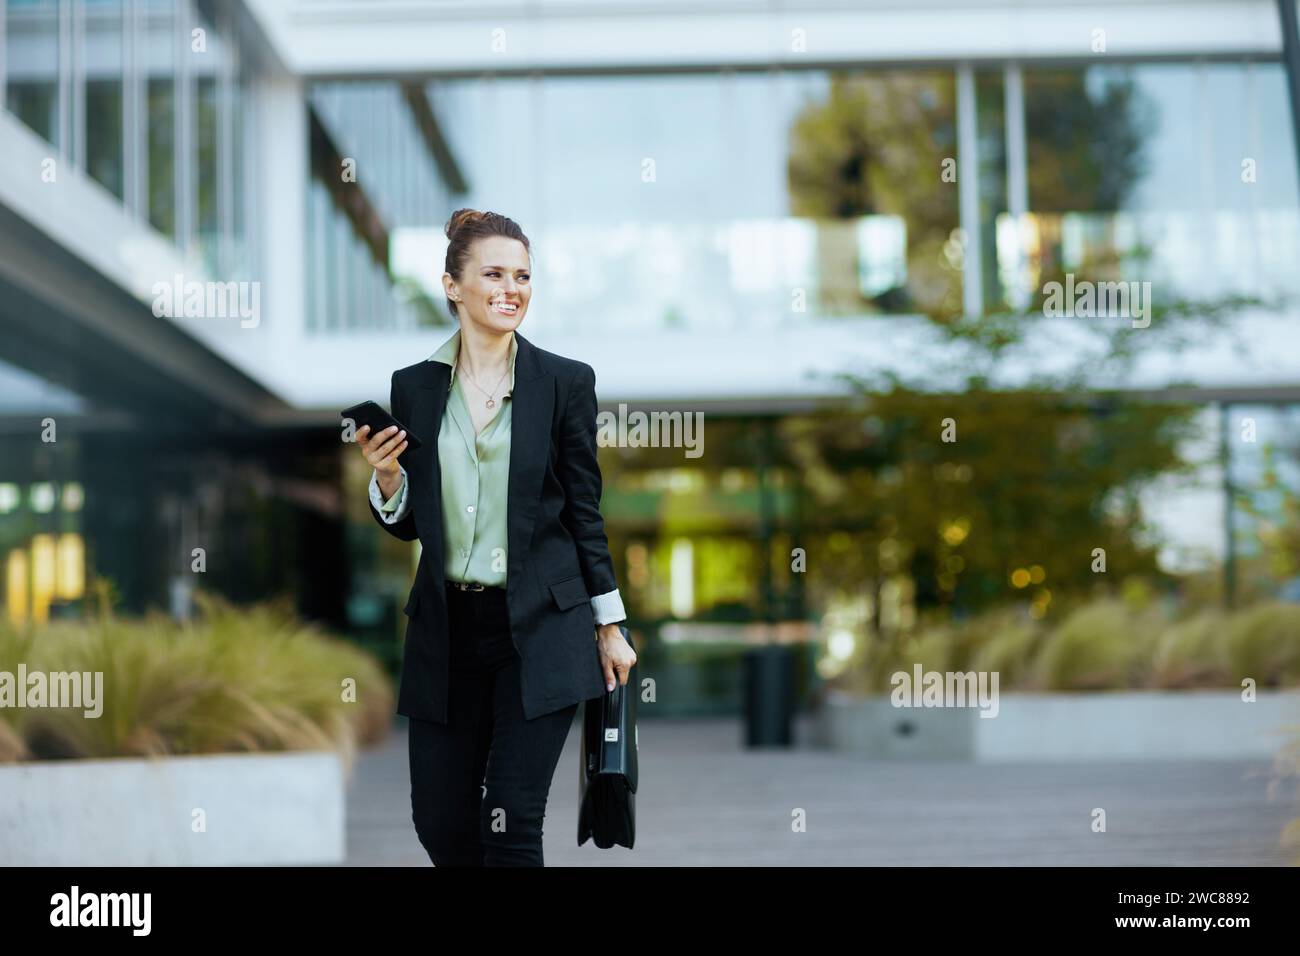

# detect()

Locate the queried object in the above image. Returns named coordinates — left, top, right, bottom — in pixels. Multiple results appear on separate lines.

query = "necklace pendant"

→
left=486, top=398, right=495, bottom=408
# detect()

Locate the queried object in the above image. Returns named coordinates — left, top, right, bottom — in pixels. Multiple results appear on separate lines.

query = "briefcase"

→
left=577, top=624, right=638, bottom=849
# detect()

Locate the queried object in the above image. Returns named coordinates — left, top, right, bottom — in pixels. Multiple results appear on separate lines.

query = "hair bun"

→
left=445, top=208, right=484, bottom=239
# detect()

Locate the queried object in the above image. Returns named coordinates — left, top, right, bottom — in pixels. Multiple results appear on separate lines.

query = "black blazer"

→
left=369, top=330, right=619, bottom=723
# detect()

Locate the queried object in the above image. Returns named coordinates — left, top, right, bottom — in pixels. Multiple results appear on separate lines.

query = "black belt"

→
left=446, top=580, right=503, bottom=593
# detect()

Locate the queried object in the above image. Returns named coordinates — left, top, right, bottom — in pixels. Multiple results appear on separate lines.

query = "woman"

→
left=354, top=209, right=636, bottom=866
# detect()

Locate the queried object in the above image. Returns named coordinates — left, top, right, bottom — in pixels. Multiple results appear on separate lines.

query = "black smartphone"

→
left=341, top=400, right=423, bottom=452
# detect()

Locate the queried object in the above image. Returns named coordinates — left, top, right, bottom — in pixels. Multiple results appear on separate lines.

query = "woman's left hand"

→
left=596, top=624, right=637, bottom=693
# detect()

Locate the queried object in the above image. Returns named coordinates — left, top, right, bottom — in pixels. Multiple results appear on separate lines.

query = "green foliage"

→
left=965, top=607, right=1045, bottom=688
left=897, top=626, right=956, bottom=676
left=1223, top=602, right=1300, bottom=688
left=832, top=596, right=1300, bottom=693
left=1022, top=70, right=1152, bottom=213
left=0, top=590, right=394, bottom=766
left=1031, top=599, right=1161, bottom=690
left=781, top=65, right=1270, bottom=629
left=1150, top=609, right=1230, bottom=689
left=0, top=708, right=25, bottom=762
left=786, top=71, right=960, bottom=319
left=782, top=388, right=1201, bottom=620
left=1233, top=443, right=1300, bottom=592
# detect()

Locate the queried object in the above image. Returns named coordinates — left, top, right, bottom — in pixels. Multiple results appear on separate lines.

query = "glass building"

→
left=3, top=0, right=1300, bottom=710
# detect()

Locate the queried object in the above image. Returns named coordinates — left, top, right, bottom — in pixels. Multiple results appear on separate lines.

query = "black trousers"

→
left=408, top=582, right=577, bottom=866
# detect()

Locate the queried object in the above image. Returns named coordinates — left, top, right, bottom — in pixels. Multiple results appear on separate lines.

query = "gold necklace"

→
left=457, top=360, right=509, bottom=409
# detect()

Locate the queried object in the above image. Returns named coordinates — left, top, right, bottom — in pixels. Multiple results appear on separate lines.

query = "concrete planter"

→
left=0, top=750, right=346, bottom=865
left=812, top=689, right=1300, bottom=761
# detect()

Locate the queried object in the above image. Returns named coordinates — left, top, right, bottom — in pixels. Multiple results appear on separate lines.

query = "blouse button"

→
left=466, top=505, right=475, bottom=513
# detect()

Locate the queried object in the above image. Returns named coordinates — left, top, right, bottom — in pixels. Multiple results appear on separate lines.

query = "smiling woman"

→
left=440, top=210, right=533, bottom=334
left=354, top=208, right=636, bottom=867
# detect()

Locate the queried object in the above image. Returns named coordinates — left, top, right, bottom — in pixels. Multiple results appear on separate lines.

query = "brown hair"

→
left=443, top=208, right=532, bottom=322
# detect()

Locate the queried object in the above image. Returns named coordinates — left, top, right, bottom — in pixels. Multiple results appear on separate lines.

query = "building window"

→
left=83, top=0, right=125, bottom=198
left=5, top=0, right=62, bottom=146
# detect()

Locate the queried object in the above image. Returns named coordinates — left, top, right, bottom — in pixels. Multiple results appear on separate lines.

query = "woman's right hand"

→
left=357, top=424, right=408, bottom=500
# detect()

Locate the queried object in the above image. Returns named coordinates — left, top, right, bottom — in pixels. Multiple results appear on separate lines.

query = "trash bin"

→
left=742, top=643, right=795, bottom=747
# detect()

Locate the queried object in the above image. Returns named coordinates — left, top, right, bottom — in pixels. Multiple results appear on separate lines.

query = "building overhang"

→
left=242, top=0, right=1285, bottom=79
left=0, top=112, right=289, bottom=433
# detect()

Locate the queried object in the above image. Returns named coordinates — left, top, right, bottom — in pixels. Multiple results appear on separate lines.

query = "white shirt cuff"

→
left=369, top=466, right=410, bottom=523
left=590, top=588, right=627, bottom=626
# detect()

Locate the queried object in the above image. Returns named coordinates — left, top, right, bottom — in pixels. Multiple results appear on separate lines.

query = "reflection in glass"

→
left=5, top=0, right=61, bottom=146
left=374, top=70, right=962, bottom=333
left=192, top=2, right=223, bottom=272
left=975, top=69, right=1007, bottom=314
left=231, top=70, right=248, bottom=276
left=144, top=0, right=176, bottom=238
left=85, top=0, right=125, bottom=198
left=196, top=72, right=219, bottom=271
left=789, top=71, right=960, bottom=320
left=1017, top=63, right=1300, bottom=308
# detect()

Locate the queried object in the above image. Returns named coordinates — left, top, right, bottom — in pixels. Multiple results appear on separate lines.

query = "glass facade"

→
left=307, top=59, right=1298, bottom=335
left=144, top=0, right=176, bottom=236
left=5, top=0, right=61, bottom=146
left=83, top=0, right=124, bottom=198
left=2, top=0, right=256, bottom=278
left=0, top=357, right=88, bottom=626
left=299, top=53, right=1300, bottom=692
left=0, top=0, right=267, bottom=627
left=311, top=69, right=964, bottom=334
left=3, top=2, right=1299, bottom=703
left=1009, top=61, right=1300, bottom=310
left=0, top=340, right=352, bottom=626
left=1224, top=402, right=1300, bottom=602
left=306, top=80, right=456, bottom=332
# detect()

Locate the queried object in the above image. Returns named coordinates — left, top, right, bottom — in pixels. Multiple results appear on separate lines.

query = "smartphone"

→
left=341, top=400, right=423, bottom=452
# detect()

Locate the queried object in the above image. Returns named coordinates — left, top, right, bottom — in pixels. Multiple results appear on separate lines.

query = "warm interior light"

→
left=31, top=534, right=56, bottom=624
left=5, top=550, right=28, bottom=625
left=57, top=533, right=85, bottom=599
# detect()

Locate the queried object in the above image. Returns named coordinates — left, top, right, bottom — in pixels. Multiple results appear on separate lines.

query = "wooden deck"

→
left=342, top=715, right=1298, bottom=866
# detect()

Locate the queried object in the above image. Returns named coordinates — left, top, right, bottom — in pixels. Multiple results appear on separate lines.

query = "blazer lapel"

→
left=411, top=359, right=451, bottom=585
left=505, top=332, right=554, bottom=592
left=410, top=330, right=554, bottom=594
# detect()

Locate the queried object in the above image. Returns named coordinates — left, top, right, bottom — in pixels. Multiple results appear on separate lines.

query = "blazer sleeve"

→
left=367, top=370, right=419, bottom=542
left=556, top=362, right=619, bottom=598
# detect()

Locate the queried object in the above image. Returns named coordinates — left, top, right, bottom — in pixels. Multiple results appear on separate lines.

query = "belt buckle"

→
left=452, top=581, right=485, bottom=592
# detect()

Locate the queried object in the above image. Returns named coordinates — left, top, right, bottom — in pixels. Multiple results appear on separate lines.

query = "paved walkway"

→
left=343, top=715, right=1297, bottom=866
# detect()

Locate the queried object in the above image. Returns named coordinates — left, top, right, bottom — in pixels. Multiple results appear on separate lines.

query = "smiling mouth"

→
left=492, top=301, right=519, bottom=315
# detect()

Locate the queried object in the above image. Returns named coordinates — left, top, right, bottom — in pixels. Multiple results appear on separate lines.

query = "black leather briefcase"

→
left=578, top=625, right=638, bottom=849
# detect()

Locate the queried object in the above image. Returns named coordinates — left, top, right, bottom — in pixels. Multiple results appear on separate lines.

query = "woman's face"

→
left=445, top=235, right=532, bottom=334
